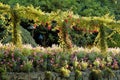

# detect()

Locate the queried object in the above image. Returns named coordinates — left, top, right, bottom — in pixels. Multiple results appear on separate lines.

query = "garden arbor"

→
left=50, top=11, right=120, bottom=54
left=0, top=3, right=120, bottom=55
left=78, top=16, right=120, bottom=55
left=49, top=11, right=120, bottom=54
left=0, top=3, right=44, bottom=47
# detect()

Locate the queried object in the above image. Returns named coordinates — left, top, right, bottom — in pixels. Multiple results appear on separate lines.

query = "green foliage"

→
left=0, top=14, right=11, bottom=42
left=59, top=21, right=72, bottom=51
left=0, top=2, right=119, bottom=49
left=75, top=70, right=82, bottom=80
left=0, top=26, right=37, bottom=46
left=77, top=51, right=86, bottom=59
left=21, top=27, right=37, bottom=47
left=0, top=0, right=119, bottom=20
left=99, top=24, right=108, bottom=54
left=0, top=67, right=7, bottom=80
left=22, top=48, right=31, bottom=56
left=14, top=48, right=23, bottom=58
left=115, top=0, right=120, bottom=20
left=0, top=43, right=120, bottom=79
left=76, top=0, right=109, bottom=16
left=103, top=67, right=115, bottom=78
left=59, top=67, right=71, bottom=78
left=81, top=61, right=88, bottom=70
left=70, top=25, right=120, bottom=48
left=44, top=71, right=53, bottom=80
left=89, top=69, right=102, bottom=80
left=0, top=3, right=21, bottom=47
left=12, top=23, right=22, bottom=47
left=70, top=29, right=96, bottom=47
left=22, top=60, right=33, bottom=72
left=88, top=52, right=99, bottom=62
left=0, top=3, right=43, bottom=47
left=107, top=31, right=120, bottom=47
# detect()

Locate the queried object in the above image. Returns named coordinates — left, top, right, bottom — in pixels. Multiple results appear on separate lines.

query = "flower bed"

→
left=1, top=43, right=120, bottom=80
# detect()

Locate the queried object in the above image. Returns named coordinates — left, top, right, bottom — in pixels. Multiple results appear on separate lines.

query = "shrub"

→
left=21, top=60, right=33, bottom=72
left=107, top=32, right=120, bottom=47
left=1, top=27, right=37, bottom=47
left=0, top=67, right=7, bottom=80
left=89, top=69, right=102, bottom=80
left=21, top=27, right=37, bottom=47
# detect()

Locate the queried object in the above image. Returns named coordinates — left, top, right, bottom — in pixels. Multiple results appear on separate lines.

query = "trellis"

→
left=0, top=3, right=120, bottom=55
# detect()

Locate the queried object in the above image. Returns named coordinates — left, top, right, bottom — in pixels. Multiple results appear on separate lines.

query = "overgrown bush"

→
left=0, top=26, right=37, bottom=47
left=21, top=26, right=37, bottom=47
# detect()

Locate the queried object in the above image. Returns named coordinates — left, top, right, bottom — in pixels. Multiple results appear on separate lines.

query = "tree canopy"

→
left=0, top=0, right=119, bottom=20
